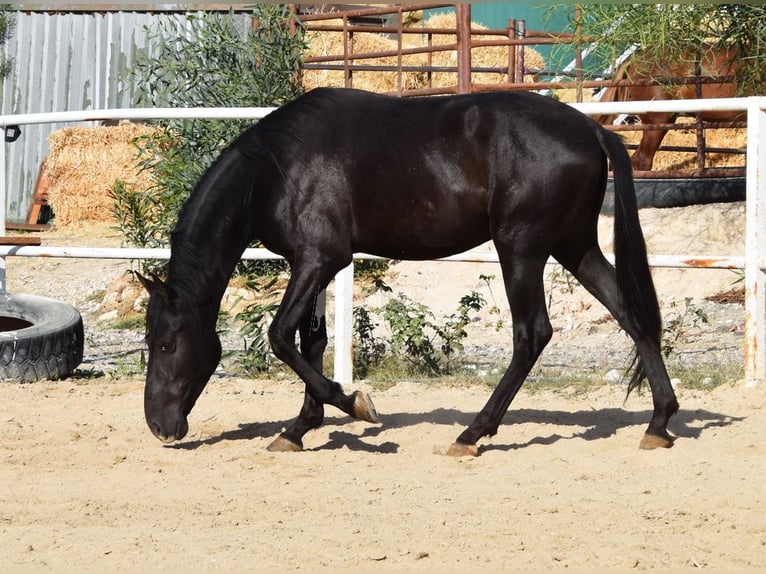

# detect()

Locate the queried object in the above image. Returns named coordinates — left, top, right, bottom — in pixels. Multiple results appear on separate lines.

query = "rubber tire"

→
left=0, top=293, right=84, bottom=382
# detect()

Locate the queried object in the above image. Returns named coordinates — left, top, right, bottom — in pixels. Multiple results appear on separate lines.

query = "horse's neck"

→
left=168, top=239, right=242, bottom=314
left=168, top=147, right=258, bottom=310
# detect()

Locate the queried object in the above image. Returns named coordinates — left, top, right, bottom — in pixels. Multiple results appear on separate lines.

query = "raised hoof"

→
left=266, top=435, right=302, bottom=453
left=353, top=391, right=380, bottom=424
left=446, top=442, right=479, bottom=457
left=639, top=432, right=674, bottom=450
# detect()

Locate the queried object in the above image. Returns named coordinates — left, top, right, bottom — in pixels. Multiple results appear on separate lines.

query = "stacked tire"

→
left=0, top=293, right=84, bottom=382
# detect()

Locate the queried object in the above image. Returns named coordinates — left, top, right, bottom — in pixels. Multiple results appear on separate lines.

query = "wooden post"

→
left=343, top=16, right=352, bottom=88
left=694, top=54, right=706, bottom=170
left=396, top=6, right=403, bottom=95
left=574, top=6, right=583, bottom=102
left=516, top=19, right=525, bottom=85
left=456, top=4, right=471, bottom=93
left=507, top=19, right=516, bottom=84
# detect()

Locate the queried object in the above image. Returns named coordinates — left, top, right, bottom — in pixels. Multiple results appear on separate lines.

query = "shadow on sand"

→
left=170, top=396, right=743, bottom=455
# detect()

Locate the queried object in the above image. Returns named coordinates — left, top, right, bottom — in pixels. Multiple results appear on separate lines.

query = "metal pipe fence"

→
left=1, top=97, right=764, bottom=384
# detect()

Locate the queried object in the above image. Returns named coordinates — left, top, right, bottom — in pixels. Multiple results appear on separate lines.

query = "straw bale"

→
left=303, top=18, right=415, bottom=93
left=302, top=12, right=545, bottom=94
left=45, top=122, right=158, bottom=228
left=418, top=13, right=544, bottom=88
left=614, top=114, right=746, bottom=171
left=663, top=117, right=746, bottom=169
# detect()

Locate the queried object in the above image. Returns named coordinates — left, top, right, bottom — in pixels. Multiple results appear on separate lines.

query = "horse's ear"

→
left=135, top=272, right=153, bottom=293
left=135, top=272, right=172, bottom=302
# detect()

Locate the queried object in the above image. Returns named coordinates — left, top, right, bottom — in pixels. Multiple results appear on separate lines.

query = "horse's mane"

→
left=166, top=140, right=262, bottom=306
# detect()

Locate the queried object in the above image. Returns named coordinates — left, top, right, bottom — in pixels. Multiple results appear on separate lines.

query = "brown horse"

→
left=596, top=45, right=756, bottom=171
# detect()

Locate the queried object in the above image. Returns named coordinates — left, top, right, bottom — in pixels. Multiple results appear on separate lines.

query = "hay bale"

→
left=609, top=116, right=746, bottom=171
left=302, top=12, right=545, bottom=94
left=45, top=122, right=158, bottom=228
left=303, top=18, right=414, bottom=93
left=419, top=12, right=544, bottom=88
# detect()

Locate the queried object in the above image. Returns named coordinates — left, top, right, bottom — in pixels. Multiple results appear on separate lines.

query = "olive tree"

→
left=568, top=4, right=766, bottom=94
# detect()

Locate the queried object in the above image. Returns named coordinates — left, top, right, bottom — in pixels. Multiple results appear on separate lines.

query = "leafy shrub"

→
left=115, top=6, right=305, bottom=278
left=235, top=276, right=282, bottom=374
left=661, top=297, right=709, bottom=358
left=109, top=179, right=169, bottom=275
left=354, top=289, right=487, bottom=377
left=0, top=5, right=15, bottom=80
left=353, top=306, right=387, bottom=379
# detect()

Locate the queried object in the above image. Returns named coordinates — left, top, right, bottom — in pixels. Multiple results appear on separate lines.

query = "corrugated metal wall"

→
left=0, top=11, right=181, bottom=223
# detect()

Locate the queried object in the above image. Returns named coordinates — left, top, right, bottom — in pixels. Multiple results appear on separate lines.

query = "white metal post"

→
left=745, top=97, right=766, bottom=384
left=0, top=128, right=6, bottom=295
left=333, top=262, right=354, bottom=387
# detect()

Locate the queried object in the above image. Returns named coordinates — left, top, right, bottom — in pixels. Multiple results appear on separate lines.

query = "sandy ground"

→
left=1, top=377, right=765, bottom=572
left=1, top=202, right=763, bottom=572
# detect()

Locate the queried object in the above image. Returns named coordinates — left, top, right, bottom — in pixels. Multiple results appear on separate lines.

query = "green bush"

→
left=354, top=290, right=487, bottom=378
left=116, top=6, right=305, bottom=279
left=111, top=7, right=306, bottom=369
left=0, top=5, right=15, bottom=80
left=109, top=179, right=169, bottom=275
left=234, top=276, right=282, bottom=374
left=562, top=4, right=766, bottom=95
left=353, top=306, right=387, bottom=379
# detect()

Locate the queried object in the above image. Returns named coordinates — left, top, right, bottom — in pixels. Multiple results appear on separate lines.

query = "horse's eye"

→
left=158, top=341, right=175, bottom=354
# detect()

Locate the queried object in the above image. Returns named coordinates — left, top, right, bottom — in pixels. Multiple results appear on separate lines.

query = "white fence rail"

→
left=1, top=97, right=764, bottom=385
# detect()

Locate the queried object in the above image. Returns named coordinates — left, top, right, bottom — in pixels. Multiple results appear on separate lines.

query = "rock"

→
left=97, top=310, right=119, bottom=323
left=133, top=294, right=148, bottom=312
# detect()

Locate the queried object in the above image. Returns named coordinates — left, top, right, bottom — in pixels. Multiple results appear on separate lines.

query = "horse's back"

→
left=247, top=88, right=608, bottom=261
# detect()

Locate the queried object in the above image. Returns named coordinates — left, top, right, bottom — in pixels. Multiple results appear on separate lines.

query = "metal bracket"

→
left=4, top=125, right=21, bottom=143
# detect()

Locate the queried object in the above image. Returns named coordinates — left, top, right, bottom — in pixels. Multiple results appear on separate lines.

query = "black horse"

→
left=138, top=87, right=679, bottom=456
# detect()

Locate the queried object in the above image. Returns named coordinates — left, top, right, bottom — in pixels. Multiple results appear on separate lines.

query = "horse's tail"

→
left=596, top=126, right=662, bottom=395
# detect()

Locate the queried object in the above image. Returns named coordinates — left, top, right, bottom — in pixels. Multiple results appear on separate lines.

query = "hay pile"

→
left=302, top=12, right=545, bottom=93
left=41, top=15, right=743, bottom=231
left=621, top=118, right=747, bottom=171
left=45, top=122, right=157, bottom=228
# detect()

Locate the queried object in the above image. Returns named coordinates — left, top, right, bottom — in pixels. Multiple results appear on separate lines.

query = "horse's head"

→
left=137, top=273, right=222, bottom=443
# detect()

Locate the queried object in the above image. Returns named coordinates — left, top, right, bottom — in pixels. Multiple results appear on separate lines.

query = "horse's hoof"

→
left=267, top=435, right=302, bottom=452
left=353, top=391, right=380, bottom=424
left=639, top=432, right=674, bottom=450
left=446, top=442, right=479, bottom=457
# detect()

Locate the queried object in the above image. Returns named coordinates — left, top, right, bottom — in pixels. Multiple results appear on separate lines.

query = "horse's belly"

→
left=353, top=210, right=491, bottom=260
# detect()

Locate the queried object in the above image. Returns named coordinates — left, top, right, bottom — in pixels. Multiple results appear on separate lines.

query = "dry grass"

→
left=45, top=122, right=157, bottom=228
left=302, top=12, right=545, bottom=94
left=621, top=118, right=746, bottom=171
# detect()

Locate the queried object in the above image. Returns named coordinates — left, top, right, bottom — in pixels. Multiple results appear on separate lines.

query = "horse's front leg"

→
left=267, top=261, right=379, bottom=452
left=268, top=289, right=327, bottom=452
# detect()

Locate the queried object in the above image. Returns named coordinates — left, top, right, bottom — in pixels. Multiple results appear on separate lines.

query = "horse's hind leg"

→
left=449, top=253, right=552, bottom=456
left=632, top=114, right=673, bottom=171
left=267, top=257, right=379, bottom=452
left=555, top=244, right=678, bottom=448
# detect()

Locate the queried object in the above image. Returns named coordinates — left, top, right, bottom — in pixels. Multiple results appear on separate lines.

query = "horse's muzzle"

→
left=148, top=417, right=189, bottom=443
